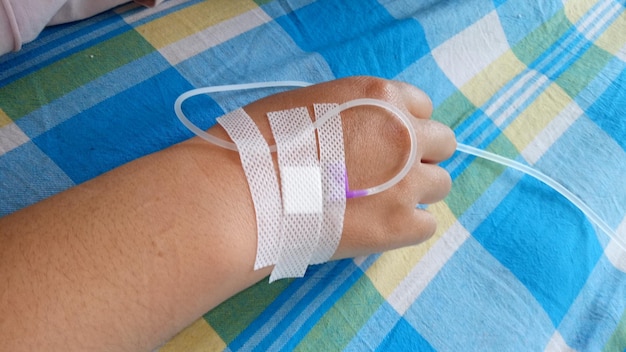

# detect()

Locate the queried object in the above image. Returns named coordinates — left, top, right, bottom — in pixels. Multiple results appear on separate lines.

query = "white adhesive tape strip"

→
left=310, top=104, right=346, bottom=265
left=217, top=108, right=283, bottom=270
left=268, top=107, right=323, bottom=282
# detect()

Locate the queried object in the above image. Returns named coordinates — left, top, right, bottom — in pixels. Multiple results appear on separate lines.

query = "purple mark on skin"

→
left=344, top=171, right=368, bottom=199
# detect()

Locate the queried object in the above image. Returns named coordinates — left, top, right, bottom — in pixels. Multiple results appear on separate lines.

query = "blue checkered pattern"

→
left=1, top=0, right=625, bottom=350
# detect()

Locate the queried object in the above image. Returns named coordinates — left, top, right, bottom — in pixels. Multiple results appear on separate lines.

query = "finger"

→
left=419, top=164, right=452, bottom=204
left=414, top=119, right=457, bottom=164
left=395, top=80, right=433, bottom=119
left=411, top=208, right=438, bottom=242
left=387, top=208, right=438, bottom=248
left=399, top=163, right=452, bottom=205
left=333, top=206, right=437, bottom=260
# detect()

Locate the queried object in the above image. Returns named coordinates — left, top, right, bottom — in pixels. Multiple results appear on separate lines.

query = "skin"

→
left=0, top=77, right=456, bottom=351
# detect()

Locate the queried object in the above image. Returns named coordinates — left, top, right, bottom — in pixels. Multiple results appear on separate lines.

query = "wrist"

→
left=171, top=137, right=271, bottom=307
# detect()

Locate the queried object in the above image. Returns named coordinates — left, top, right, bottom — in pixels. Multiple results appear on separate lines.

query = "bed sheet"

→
left=1, top=0, right=625, bottom=350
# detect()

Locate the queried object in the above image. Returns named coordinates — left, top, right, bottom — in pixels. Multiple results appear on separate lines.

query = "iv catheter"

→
left=174, top=81, right=626, bottom=253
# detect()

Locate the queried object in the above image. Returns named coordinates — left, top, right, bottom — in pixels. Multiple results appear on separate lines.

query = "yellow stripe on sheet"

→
left=0, top=109, right=11, bottom=128
left=159, top=318, right=226, bottom=352
left=137, top=0, right=259, bottom=49
left=503, top=82, right=570, bottom=152
left=0, top=109, right=30, bottom=155
left=595, top=10, right=626, bottom=57
left=365, top=201, right=457, bottom=299
left=460, top=50, right=527, bottom=108
left=157, top=5, right=272, bottom=66
left=563, top=0, right=597, bottom=24
left=563, top=0, right=626, bottom=57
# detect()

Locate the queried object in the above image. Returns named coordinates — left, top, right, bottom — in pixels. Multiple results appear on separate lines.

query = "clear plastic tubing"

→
left=174, top=81, right=314, bottom=152
left=174, top=81, right=625, bottom=252
left=456, top=143, right=625, bottom=252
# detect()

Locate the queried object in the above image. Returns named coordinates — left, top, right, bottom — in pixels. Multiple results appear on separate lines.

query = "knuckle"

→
left=443, top=127, right=458, bottom=158
left=440, top=169, right=453, bottom=195
left=427, top=167, right=453, bottom=202
left=427, top=121, right=457, bottom=160
left=357, top=76, right=399, bottom=102
left=421, top=93, right=434, bottom=118
left=420, top=215, right=438, bottom=241
left=384, top=207, right=412, bottom=233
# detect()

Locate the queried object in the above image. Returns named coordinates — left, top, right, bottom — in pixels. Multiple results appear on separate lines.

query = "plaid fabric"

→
left=1, top=0, right=625, bottom=350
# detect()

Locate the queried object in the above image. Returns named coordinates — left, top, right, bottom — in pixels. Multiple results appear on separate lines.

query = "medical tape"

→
left=216, top=108, right=283, bottom=270
left=268, top=107, right=323, bottom=282
left=309, top=104, right=346, bottom=265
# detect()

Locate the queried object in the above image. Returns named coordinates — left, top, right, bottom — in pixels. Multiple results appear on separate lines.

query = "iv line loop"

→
left=174, top=82, right=417, bottom=197
left=174, top=81, right=313, bottom=152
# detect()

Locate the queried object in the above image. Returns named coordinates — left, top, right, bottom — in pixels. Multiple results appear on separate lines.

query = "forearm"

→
left=0, top=138, right=267, bottom=351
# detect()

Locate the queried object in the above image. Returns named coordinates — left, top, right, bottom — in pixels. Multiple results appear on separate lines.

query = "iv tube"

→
left=455, top=143, right=625, bottom=252
left=174, top=81, right=313, bottom=152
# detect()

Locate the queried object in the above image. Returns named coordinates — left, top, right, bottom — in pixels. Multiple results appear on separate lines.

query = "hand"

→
left=231, top=76, right=456, bottom=260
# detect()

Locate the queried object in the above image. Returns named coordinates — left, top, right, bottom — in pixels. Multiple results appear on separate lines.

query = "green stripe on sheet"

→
left=603, top=307, right=626, bottom=352
left=555, top=44, right=613, bottom=98
left=512, top=10, right=571, bottom=67
left=431, top=91, right=476, bottom=130
left=0, top=30, right=154, bottom=121
left=294, top=275, right=385, bottom=351
left=203, top=277, right=293, bottom=344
